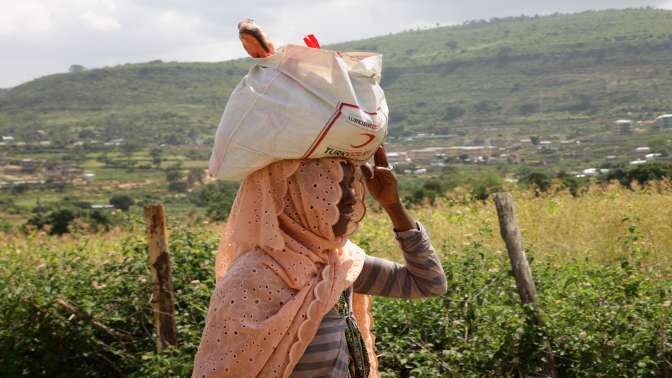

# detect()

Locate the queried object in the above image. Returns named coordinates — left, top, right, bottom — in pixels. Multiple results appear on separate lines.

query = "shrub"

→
left=374, top=246, right=672, bottom=377
left=89, top=210, right=111, bottom=232
left=188, top=181, right=238, bottom=221
left=110, top=194, right=135, bottom=212
left=518, top=103, right=539, bottom=115
left=443, top=105, right=466, bottom=121
left=168, top=181, right=189, bottom=193
left=0, top=226, right=218, bottom=377
left=165, top=169, right=184, bottom=183
left=2, top=217, right=671, bottom=376
left=471, top=170, right=503, bottom=201
left=520, top=172, right=552, bottom=193
left=604, top=162, right=672, bottom=188
left=558, top=174, right=589, bottom=197
left=25, top=208, right=78, bottom=235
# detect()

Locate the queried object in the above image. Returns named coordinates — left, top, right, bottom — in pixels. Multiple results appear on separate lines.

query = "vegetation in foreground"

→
left=1, top=187, right=671, bottom=377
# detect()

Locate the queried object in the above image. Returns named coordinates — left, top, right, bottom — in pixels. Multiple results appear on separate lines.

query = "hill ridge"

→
left=1, top=7, right=671, bottom=145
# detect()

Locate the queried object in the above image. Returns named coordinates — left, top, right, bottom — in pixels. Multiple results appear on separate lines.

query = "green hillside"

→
left=334, top=8, right=672, bottom=136
left=1, top=8, right=672, bottom=145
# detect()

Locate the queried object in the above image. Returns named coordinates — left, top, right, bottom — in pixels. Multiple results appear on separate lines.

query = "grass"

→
left=6, top=182, right=671, bottom=267
left=351, top=184, right=672, bottom=276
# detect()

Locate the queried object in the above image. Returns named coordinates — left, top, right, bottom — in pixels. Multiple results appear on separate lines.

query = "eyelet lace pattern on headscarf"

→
left=192, top=158, right=379, bottom=378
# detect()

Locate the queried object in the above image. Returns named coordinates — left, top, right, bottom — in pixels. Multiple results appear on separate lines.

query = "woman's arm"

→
left=358, top=146, right=447, bottom=298
left=382, top=201, right=415, bottom=232
left=353, top=221, right=447, bottom=298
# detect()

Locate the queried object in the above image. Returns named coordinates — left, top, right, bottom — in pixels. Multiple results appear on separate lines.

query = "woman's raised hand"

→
left=361, top=146, right=416, bottom=231
left=238, top=19, right=275, bottom=58
left=360, top=146, right=401, bottom=208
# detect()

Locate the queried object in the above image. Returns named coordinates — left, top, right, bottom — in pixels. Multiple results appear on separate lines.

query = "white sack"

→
left=208, top=44, right=389, bottom=180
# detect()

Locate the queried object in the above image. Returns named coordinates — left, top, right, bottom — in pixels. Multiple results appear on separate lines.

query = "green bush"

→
left=110, top=194, right=135, bottom=212
left=0, top=226, right=217, bottom=377
left=520, top=172, right=552, bottom=194
left=188, top=181, right=238, bottom=221
left=604, top=162, right=672, bottom=188
left=25, top=208, right=77, bottom=235
left=374, top=245, right=672, bottom=377
left=1, top=227, right=670, bottom=377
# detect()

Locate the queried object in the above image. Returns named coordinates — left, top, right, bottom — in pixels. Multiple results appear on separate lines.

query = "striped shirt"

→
left=290, top=222, right=447, bottom=377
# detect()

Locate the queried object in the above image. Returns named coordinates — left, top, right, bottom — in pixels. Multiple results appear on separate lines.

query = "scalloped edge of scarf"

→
left=353, top=293, right=380, bottom=378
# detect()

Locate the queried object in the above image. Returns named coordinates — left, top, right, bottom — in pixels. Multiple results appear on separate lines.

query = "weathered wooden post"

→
left=144, top=204, right=177, bottom=352
left=494, top=192, right=557, bottom=378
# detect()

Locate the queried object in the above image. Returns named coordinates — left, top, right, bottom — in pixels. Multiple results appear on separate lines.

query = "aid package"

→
left=208, top=44, right=389, bottom=180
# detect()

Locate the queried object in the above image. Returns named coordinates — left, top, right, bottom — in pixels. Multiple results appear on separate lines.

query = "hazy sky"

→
left=2, top=0, right=671, bottom=88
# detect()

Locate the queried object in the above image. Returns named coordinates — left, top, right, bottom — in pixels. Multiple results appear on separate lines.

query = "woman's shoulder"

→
left=221, top=247, right=276, bottom=282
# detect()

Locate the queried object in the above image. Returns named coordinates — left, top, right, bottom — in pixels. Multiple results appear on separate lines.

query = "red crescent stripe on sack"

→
left=350, top=133, right=376, bottom=148
left=302, top=103, right=383, bottom=159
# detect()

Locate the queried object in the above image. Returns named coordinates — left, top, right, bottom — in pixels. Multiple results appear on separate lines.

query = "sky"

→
left=2, top=0, right=671, bottom=88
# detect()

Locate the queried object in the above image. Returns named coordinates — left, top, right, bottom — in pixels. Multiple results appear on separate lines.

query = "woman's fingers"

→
left=373, top=145, right=389, bottom=168
left=374, top=167, right=396, bottom=185
left=360, top=164, right=374, bottom=181
left=362, top=163, right=394, bottom=181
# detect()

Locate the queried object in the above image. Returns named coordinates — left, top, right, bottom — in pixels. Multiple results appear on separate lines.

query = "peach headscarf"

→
left=192, top=158, right=379, bottom=378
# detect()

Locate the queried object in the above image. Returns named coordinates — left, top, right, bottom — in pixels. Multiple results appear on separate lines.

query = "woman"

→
left=192, top=147, right=447, bottom=378
left=192, top=21, right=447, bottom=378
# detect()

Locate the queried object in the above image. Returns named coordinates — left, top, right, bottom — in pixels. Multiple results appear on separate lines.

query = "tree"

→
left=69, top=65, right=87, bottom=73
left=110, top=194, right=135, bottom=212
left=472, top=100, right=501, bottom=113
left=620, top=123, right=632, bottom=135
left=520, top=172, right=551, bottom=194
left=89, top=210, right=111, bottom=232
left=121, top=140, right=143, bottom=161
left=47, top=209, right=76, bottom=235
left=471, top=170, right=503, bottom=200
left=423, top=180, right=444, bottom=193
left=648, top=139, right=670, bottom=157
left=168, top=181, right=189, bottom=193
left=530, top=136, right=541, bottom=146
left=565, top=94, right=594, bottom=113
left=445, top=40, right=459, bottom=50
left=78, top=129, right=97, bottom=139
left=443, top=105, right=465, bottom=121
left=621, top=162, right=672, bottom=186
left=165, top=169, right=184, bottom=183
left=518, top=103, right=539, bottom=115
left=150, top=147, right=163, bottom=169
left=11, top=184, right=28, bottom=195
left=558, top=174, right=588, bottom=197
left=164, top=132, right=187, bottom=145
left=97, top=153, right=109, bottom=167
left=187, top=169, right=205, bottom=186
left=188, top=181, right=238, bottom=220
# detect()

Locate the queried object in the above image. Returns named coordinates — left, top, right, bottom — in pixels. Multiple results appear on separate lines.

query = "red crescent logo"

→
left=350, top=133, right=376, bottom=148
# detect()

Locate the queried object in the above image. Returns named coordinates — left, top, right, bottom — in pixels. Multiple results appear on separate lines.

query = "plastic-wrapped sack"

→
left=208, top=44, right=389, bottom=180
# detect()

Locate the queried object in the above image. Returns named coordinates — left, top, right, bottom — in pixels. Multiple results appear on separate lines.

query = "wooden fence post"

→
left=494, top=192, right=557, bottom=378
left=144, top=204, right=177, bottom=352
